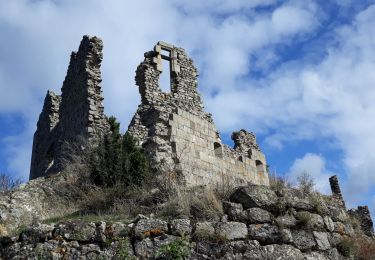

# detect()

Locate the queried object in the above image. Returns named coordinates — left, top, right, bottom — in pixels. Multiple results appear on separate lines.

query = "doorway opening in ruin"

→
left=256, top=160, right=264, bottom=175
left=159, top=49, right=172, bottom=93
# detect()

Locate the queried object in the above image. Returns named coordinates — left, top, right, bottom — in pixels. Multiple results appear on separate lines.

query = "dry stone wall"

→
left=2, top=176, right=372, bottom=259
left=128, top=42, right=269, bottom=186
left=29, top=35, right=109, bottom=180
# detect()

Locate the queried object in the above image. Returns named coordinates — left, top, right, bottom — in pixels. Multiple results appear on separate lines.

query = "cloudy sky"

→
left=1, top=0, right=375, bottom=214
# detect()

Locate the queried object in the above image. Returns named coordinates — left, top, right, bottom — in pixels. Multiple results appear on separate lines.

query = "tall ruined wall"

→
left=29, top=36, right=109, bottom=180
left=29, top=91, right=61, bottom=180
left=128, top=42, right=269, bottom=186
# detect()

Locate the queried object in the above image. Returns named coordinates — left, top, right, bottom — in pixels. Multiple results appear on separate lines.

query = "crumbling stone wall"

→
left=128, top=42, right=269, bottom=186
left=29, top=35, right=109, bottom=180
left=30, top=91, right=61, bottom=180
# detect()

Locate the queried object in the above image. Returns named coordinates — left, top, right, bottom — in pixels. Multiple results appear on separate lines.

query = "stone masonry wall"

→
left=29, top=91, right=61, bottom=180
left=29, top=36, right=109, bottom=180
left=128, top=42, right=269, bottom=186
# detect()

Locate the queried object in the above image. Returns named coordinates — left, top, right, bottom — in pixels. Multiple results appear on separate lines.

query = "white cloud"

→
left=286, top=153, right=334, bottom=194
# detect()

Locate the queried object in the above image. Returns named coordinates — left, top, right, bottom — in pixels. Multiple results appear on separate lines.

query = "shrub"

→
left=190, top=189, right=224, bottom=221
left=296, top=212, right=312, bottom=228
left=91, top=116, right=152, bottom=187
left=309, top=193, right=327, bottom=215
left=156, top=235, right=190, bottom=260
left=0, top=173, right=22, bottom=192
left=296, top=172, right=315, bottom=194
left=269, top=172, right=291, bottom=193
left=337, top=238, right=358, bottom=257
left=213, top=173, right=237, bottom=200
left=355, top=235, right=375, bottom=260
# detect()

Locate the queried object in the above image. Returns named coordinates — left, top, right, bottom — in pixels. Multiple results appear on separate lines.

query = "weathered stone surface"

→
left=53, top=221, right=97, bottom=242
left=30, top=35, right=110, bottom=180
left=327, top=206, right=348, bottom=222
left=20, top=223, right=54, bottom=244
left=128, top=41, right=269, bottom=187
left=134, top=236, right=179, bottom=259
left=275, top=214, right=298, bottom=228
left=0, top=173, right=81, bottom=234
left=260, top=244, right=304, bottom=260
left=248, top=224, right=290, bottom=244
left=282, top=189, right=315, bottom=212
left=223, top=201, right=245, bottom=221
left=304, top=251, right=330, bottom=260
left=134, top=218, right=168, bottom=236
left=170, top=218, right=192, bottom=236
left=328, top=232, right=343, bottom=247
left=215, top=222, right=248, bottom=240
left=329, top=175, right=346, bottom=209
left=313, top=231, right=331, bottom=251
left=324, top=216, right=335, bottom=232
left=296, top=211, right=324, bottom=230
left=348, top=205, right=375, bottom=237
left=230, top=185, right=278, bottom=211
left=244, top=207, right=272, bottom=224
left=292, top=230, right=316, bottom=251
left=194, top=222, right=215, bottom=239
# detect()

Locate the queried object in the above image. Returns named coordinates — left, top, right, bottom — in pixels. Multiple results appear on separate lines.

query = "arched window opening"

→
left=214, top=142, right=223, bottom=158
left=256, top=160, right=264, bottom=175
left=238, top=156, right=243, bottom=162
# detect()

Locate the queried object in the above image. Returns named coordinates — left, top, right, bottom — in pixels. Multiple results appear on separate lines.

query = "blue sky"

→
left=1, top=0, right=375, bottom=215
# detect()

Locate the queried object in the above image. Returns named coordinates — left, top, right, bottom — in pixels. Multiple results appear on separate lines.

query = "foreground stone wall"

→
left=2, top=179, right=372, bottom=259
left=128, top=41, right=269, bottom=186
left=29, top=35, right=109, bottom=180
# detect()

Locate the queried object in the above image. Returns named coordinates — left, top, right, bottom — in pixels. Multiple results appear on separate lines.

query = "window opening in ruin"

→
left=238, top=156, right=243, bottom=162
left=214, top=142, right=223, bottom=158
left=159, top=49, right=171, bottom=93
left=256, top=160, right=264, bottom=175
left=247, top=149, right=252, bottom=159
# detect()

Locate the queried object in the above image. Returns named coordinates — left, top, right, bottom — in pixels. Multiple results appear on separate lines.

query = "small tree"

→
left=0, top=173, right=22, bottom=192
left=297, top=171, right=315, bottom=194
left=91, top=116, right=151, bottom=187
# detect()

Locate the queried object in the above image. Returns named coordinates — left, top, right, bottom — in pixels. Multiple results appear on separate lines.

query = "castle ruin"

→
left=30, top=36, right=269, bottom=187
left=30, top=36, right=109, bottom=179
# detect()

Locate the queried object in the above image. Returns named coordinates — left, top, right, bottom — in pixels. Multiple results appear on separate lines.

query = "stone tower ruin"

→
left=128, top=41, right=269, bottom=186
left=30, top=37, right=269, bottom=187
left=30, top=36, right=109, bottom=180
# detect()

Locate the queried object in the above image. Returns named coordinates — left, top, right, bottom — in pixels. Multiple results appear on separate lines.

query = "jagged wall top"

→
left=135, top=41, right=211, bottom=121
left=29, top=35, right=109, bottom=180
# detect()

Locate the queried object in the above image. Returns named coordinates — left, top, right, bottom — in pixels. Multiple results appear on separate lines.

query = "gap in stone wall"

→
left=159, top=50, right=171, bottom=93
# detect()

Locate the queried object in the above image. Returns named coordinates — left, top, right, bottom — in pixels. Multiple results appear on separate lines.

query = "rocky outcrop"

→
left=0, top=173, right=82, bottom=235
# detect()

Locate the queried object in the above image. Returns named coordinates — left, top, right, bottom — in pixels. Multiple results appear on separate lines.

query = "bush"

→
left=190, top=189, right=224, bottom=221
left=91, top=116, right=152, bottom=187
left=269, top=172, right=291, bottom=193
left=297, top=172, right=315, bottom=194
left=0, top=173, right=22, bottom=192
left=156, top=235, right=190, bottom=260
left=296, top=211, right=312, bottom=229
left=337, top=238, right=358, bottom=257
